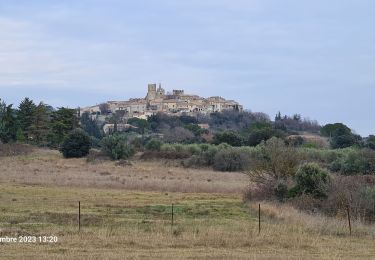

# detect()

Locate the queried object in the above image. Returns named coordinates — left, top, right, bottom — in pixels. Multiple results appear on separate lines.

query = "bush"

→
left=245, top=128, right=282, bottom=147
left=320, top=175, right=375, bottom=220
left=145, top=138, right=163, bottom=151
left=213, top=147, right=250, bottom=172
left=100, top=134, right=134, bottom=160
left=249, top=137, right=301, bottom=180
left=367, top=135, right=375, bottom=150
left=330, top=149, right=375, bottom=175
left=60, top=129, right=91, bottom=158
left=213, top=131, right=244, bottom=146
left=274, top=182, right=288, bottom=202
left=293, top=163, right=331, bottom=198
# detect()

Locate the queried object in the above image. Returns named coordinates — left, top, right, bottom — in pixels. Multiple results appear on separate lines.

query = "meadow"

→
left=0, top=148, right=375, bottom=259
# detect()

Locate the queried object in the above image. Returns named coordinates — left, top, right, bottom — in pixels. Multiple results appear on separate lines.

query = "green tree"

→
left=213, top=131, right=243, bottom=146
left=48, top=107, right=78, bottom=147
left=17, top=97, right=36, bottom=140
left=60, top=129, right=91, bottom=158
left=366, top=135, right=375, bottom=150
left=293, top=163, right=331, bottom=198
left=16, top=128, right=25, bottom=142
left=0, top=100, right=17, bottom=143
left=321, top=123, right=351, bottom=137
left=80, top=112, right=102, bottom=138
left=184, top=123, right=206, bottom=137
left=100, top=134, right=134, bottom=160
left=127, top=117, right=150, bottom=134
left=321, top=123, right=360, bottom=149
left=145, top=138, right=163, bottom=151
left=29, top=102, right=51, bottom=145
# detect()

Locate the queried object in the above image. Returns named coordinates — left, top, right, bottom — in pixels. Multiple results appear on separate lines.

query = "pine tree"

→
left=80, top=112, right=101, bottom=138
left=48, top=107, right=78, bottom=147
left=275, top=111, right=282, bottom=121
left=16, top=128, right=25, bottom=142
left=29, top=102, right=51, bottom=145
left=17, top=97, right=36, bottom=140
left=0, top=100, right=17, bottom=143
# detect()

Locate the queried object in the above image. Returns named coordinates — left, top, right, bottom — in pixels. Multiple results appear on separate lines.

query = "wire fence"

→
left=0, top=198, right=252, bottom=231
left=1, top=198, right=374, bottom=235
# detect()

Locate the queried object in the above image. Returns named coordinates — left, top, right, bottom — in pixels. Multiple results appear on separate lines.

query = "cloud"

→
left=0, top=1, right=374, bottom=135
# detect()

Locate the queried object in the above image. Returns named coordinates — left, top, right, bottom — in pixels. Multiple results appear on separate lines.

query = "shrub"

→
left=248, top=137, right=301, bottom=182
left=60, top=129, right=91, bottom=158
left=145, top=138, right=163, bottom=151
left=213, top=147, right=250, bottom=172
left=274, top=182, right=288, bottom=202
left=213, top=131, right=244, bottom=146
left=293, top=163, right=331, bottom=198
left=367, top=135, right=375, bottom=150
left=330, top=149, right=375, bottom=175
left=320, top=175, right=375, bottom=220
left=159, top=143, right=191, bottom=159
left=186, top=144, right=202, bottom=155
left=90, top=136, right=101, bottom=148
left=245, top=128, right=280, bottom=147
left=100, top=134, right=134, bottom=160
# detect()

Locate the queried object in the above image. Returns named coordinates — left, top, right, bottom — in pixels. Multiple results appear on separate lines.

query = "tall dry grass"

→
left=0, top=148, right=248, bottom=194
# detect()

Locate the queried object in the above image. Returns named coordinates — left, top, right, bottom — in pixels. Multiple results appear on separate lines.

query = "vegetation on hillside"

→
left=1, top=96, right=375, bottom=223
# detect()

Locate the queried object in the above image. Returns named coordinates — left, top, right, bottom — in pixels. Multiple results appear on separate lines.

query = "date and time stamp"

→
left=0, top=236, right=58, bottom=244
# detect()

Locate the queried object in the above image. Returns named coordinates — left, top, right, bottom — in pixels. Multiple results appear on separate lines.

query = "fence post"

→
left=258, top=204, right=261, bottom=235
left=346, top=205, right=351, bottom=236
left=78, top=201, right=81, bottom=232
left=171, top=203, right=174, bottom=233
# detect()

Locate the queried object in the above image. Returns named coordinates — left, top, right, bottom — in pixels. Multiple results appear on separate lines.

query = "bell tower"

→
left=146, top=83, right=157, bottom=101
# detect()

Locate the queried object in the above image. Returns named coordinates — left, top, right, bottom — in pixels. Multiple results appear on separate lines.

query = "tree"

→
left=29, top=102, right=51, bottom=145
left=60, top=129, right=91, bottom=158
left=293, top=114, right=301, bottom=122
left=248, top=137, right=301, bottom=186
left=213, top=148, right=250, bottom=172
left=145, top=138, right=163, bottom=151
left=127, top=117, right=150, bottom=134
left=16, top=128, right=25, bottom=142
left=184, top=123, right=206, bottom=137
left=275, top=111, right=282, bottom=121
left=331, top=134, right=359, bottom=149
left=245, top=128, right=275, bottom=146
left=17, top=97, right=36, bottom=140
left=321, top=123, right=351, bottom=137
left=80, top=112, right=101, bottom=138
left=367, top=135, right=375, bottom=150
left=48, top=107, right=78, bottom=147
left=0, top=100, right=17, bottom=143
left=100, top=134, right=134, bottom=160
left=213, top=131, right=243, bottom=146
left=162, top=126, right=195, bottom=143
left=292, top=163, right=331, bottom=198
left=321, top=123, right=360, bottom=149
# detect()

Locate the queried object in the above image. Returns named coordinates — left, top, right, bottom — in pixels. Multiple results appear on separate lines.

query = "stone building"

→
left=81, top=84, right=243, bottom=118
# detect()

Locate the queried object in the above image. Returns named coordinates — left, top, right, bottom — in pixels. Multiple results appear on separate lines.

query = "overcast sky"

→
left=0, top=0, right=374, bottom=136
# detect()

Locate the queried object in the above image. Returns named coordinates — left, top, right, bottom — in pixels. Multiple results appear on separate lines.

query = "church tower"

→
left=146, top=83, right=157, bottom=101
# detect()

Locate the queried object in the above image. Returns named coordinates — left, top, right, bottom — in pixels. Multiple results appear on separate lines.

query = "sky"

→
left=0, top=0, right=374, bottom=136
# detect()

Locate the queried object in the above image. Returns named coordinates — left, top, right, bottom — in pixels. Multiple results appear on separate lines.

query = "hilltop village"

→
left=81, top=84, right=243, bottom=120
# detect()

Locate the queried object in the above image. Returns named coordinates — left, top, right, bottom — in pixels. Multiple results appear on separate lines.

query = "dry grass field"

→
left=1, top=147, right=375, bottom=259
left=0, top=148, right=248, bottom=194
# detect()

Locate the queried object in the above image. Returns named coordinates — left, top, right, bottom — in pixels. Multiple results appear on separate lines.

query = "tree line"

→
left=0, top=97, right=89, bottom=147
